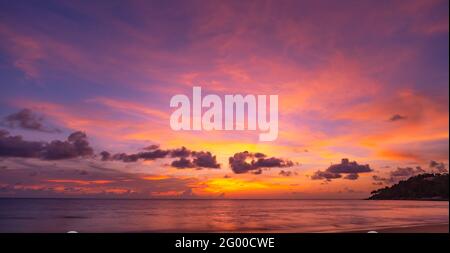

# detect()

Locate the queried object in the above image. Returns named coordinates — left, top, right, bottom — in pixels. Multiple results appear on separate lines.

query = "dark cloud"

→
left=0, top=129, right=45, bottom=157
left=429, top=160, right=447, bottom=173
left=279, top=170, right=297, bottom=177
left=372, top=175, right=392, bottom=185
left=104, top=149, right=170, bottom=162
left=389, top=114, right=407, bottom=122
left=138, top=150, right=170, bottom=160
left=344, top=173, right=359, bottom=180
left=372, top=166, right=427, bottom=185
left=171, top=157, right=194, bottom=168
left=2, top=109, right=60, bottom=133
left=42, top=131, right=94, bottom=160
left=254, top=157, right=294, bottom=168
left=143, top=144, right=160, bottom=151
left=192, top=151, right=220, bottom=168
left=390, top=166, right=425, bottom=177
left=100, top=151, right=111, bottom=161
left=229, top=152, right=253, bottom=174
left=254, top=152, right=266, bottom=158
left=327, top=159, right=372, bottom=174
left=311, top=170, right=342, bottom=181
left=311, top=158, right=372, bottom=182
left=228, top=151, right=294, bottom=174
left=110, top=153, right=139, bottom=162
left=171, top=151, right=220, bottom=169
left=101, top=146, right=220, bottom=169
left=170, top=146, right=191, bottom=158
left=0, top=130, right=93, bottom=160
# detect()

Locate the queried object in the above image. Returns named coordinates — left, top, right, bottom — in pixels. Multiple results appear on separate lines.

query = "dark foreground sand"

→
left=352, top=223, right=449, bottom=233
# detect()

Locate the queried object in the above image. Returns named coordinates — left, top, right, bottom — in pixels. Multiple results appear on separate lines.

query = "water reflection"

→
left=0, top=199, right=448, bottom=232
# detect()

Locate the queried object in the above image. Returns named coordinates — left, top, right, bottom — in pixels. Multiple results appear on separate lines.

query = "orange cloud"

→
left=142, top=175, right=170, bottom=181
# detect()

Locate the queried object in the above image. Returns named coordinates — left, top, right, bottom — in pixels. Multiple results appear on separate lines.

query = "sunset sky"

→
left=0, top=0, right=448, bottom=199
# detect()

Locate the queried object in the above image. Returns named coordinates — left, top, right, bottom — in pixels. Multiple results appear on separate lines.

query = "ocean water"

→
left=0, top=199, right=448, bottom=233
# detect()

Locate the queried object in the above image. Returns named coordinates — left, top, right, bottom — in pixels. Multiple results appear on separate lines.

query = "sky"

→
left=0, top=0, right=448, bottom=199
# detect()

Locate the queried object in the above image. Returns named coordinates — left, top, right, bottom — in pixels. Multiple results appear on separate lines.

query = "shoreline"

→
left=1, top=224, right=448, bottom=233
left=348, top=223, right=449, bottom=233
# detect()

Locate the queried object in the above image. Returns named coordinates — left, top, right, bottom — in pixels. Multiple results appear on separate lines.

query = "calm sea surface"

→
left=0, top=199, right=448, bottom=233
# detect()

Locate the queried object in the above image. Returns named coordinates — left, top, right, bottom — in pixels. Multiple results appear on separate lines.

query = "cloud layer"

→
left=101, top=146, right=221, bottom=169
left=311, top=159, right=372, bottom=181
left=0, top=130, right=93, bottom=160
left=229, top=151, right=294, bottom=174
left=2, top=109, right=60, bottom=133
left=372, top=161, right=448, bottom=185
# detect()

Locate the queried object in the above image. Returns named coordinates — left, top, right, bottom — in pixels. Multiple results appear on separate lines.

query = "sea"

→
left=0, top=198, right=448, bottom=233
